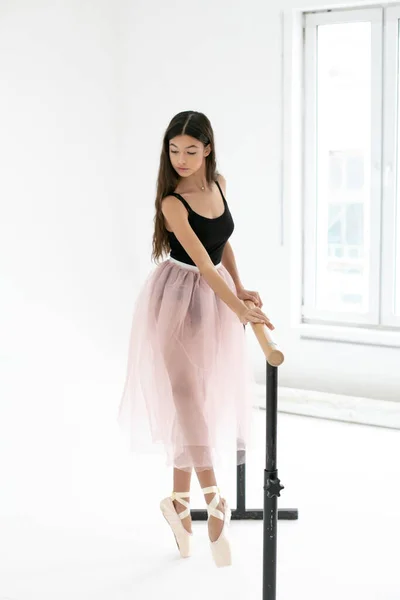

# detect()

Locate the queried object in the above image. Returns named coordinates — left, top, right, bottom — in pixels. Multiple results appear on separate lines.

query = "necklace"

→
left=177, top=181, right=206, bottom=193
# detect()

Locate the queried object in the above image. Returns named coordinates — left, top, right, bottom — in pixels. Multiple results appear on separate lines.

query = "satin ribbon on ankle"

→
left=201, top=486, right=224, bottom=521
left=171, top=491, right=190, bottom=520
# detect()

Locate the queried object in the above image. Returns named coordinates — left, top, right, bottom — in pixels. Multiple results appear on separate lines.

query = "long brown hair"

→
left=151, top=111, right=220, bottom=264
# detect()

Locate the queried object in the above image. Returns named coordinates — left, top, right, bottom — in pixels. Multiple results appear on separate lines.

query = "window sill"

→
left=254, top=384, right=400, bottom=429
left=295, top=322, right=400, bottom=349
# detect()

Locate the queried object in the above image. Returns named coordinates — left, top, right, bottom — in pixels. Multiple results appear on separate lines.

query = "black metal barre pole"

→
left=191, top=360, right=298, bottom=599
left=263, top=361, right=298, bottom=598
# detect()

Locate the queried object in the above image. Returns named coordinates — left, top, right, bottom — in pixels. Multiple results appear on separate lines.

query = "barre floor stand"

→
left=191, top=315, right=298, bottom=600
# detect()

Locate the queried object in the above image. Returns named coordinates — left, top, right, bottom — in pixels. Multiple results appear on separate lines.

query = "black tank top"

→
left=166, top=180, right=235, bottom=266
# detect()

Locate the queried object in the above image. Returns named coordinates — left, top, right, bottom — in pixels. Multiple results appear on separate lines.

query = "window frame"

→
left=303, top=7, right=384, bottom=326
left=381, top=5, right=400, bottom=327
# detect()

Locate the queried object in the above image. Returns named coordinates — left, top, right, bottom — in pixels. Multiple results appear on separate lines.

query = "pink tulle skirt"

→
left=117, top=256, right=256, bottom=472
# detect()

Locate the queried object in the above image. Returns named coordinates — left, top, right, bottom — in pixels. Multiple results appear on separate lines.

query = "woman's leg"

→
left=195, top=468, right=226, bottom=542
left=173, top=467, right=193, bottom=533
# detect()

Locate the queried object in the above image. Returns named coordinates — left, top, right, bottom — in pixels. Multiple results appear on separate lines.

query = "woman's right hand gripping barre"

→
left=237, top=303, right=275, bottom=330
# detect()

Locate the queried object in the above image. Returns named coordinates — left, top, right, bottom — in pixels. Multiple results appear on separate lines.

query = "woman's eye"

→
left=171, top=151, right=196, bottom=156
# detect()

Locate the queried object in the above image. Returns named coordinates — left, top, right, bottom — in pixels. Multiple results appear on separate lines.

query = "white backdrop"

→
left=1, top=4, right=399, bottom=599
left=1, top=0, right=399, bottom=520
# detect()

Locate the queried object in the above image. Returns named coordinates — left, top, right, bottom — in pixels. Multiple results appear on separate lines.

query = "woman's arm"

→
left=161, top=195, right=270, bottom=326
left=161, top=195, right=246, bottom=318
left=221, top=241, right=264, bottom=310
left=221, top=240, right=244, bottom=292
left=216, top=175, right=244, bottom=292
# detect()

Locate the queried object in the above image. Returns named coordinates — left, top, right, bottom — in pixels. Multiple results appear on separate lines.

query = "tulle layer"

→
left=117, top=257, right=256, bottom=472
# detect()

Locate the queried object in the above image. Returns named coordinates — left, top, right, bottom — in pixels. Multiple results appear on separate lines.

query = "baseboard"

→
left=253, top=384, right=400, bottom=430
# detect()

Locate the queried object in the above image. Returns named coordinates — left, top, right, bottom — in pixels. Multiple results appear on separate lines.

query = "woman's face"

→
left=169, top=135, right=210, bottom=177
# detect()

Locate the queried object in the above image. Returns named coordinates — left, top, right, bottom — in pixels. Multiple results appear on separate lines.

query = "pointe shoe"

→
left=202, top=485, right=232, bottom=568
left=160, top=491, right=192, bottom=558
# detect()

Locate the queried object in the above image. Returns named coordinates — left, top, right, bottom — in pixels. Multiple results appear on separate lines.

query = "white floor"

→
left=1, top=374, right=400, bottom=600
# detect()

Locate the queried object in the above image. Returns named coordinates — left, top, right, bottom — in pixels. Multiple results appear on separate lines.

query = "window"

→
left=303, top=7, right=400, bottom=328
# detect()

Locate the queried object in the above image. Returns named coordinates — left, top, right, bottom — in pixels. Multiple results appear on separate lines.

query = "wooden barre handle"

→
left=243, top=300, right=284, bottom=367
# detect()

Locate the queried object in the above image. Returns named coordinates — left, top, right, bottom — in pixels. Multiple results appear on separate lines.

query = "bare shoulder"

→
left=161, top=194, right=187, bottom=232
left=161, top=194, right=185, bottom=214
left=216, top=173, right=227, bottom=196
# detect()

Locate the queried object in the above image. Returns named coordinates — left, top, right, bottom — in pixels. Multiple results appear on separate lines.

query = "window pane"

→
left=346, top=203, right=364, bottom=246
left=315, top=22, right=371, bottom=313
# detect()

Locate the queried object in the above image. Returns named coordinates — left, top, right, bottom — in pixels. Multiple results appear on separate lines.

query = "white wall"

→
left=0, top=0, right=127, bottom=501
left=0, top=0, right=126, bottom=363
left=1, top=0, right=399, bottom=435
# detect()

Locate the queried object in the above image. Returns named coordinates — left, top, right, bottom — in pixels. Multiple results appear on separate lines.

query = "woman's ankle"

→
left=172, top=497, right=190, bottom=513
left=204, top=492, right=216, bottom=505
left=172, top=497, right=192, bottom=533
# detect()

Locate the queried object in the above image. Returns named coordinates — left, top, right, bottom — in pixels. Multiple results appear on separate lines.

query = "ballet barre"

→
left=191, top=300, right=298, bottom=599
left=245, top=300, right=298, bottom=599
left=246, top=300, right=284, bottom=367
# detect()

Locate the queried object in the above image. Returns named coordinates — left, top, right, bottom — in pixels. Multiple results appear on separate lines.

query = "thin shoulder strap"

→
left=169, top=192, right=193, bottom=213
left=215, top=180, right=226, bottom=202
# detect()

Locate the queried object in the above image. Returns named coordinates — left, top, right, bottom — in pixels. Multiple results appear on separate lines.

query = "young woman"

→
left=117, top=111, right=274, bottom=567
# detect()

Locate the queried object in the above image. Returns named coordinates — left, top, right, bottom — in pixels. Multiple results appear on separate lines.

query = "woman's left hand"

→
left=236, top=287, right=263, bottom=308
